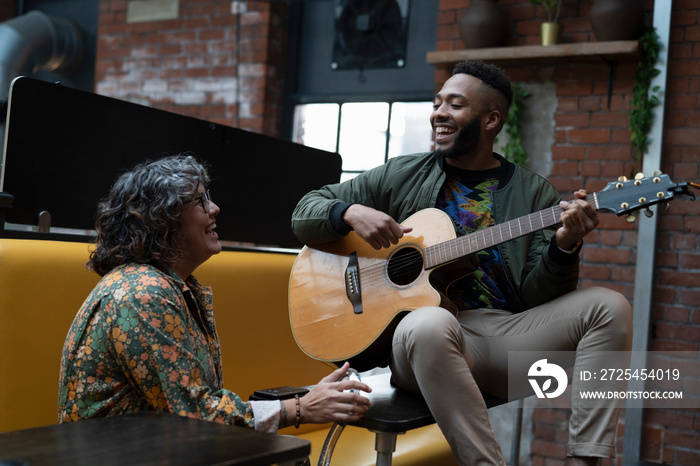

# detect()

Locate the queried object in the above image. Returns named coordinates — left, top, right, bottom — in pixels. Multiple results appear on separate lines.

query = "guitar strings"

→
left=350, top=199, right=588, bottom=286
left=355, top=206, right=564, bottom=283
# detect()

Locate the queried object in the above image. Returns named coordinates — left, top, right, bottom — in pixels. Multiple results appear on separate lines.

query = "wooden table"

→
left=0, top=412, right=310, bottom=465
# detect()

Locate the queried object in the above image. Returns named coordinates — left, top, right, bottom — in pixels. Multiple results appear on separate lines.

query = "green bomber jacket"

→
left=291, top=151, right=581, bottom=312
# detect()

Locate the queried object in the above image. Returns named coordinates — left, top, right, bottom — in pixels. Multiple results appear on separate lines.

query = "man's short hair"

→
left=453, top=60, right=513, bottom=106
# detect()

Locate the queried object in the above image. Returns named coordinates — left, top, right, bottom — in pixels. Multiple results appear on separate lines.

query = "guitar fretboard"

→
left=423, top=194, right=597, bottom=269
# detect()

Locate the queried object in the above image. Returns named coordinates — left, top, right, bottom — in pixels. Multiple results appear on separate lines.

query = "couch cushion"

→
left=297, top=423, right=457, bottom=466
left=0, top=239, right=98, bottom=432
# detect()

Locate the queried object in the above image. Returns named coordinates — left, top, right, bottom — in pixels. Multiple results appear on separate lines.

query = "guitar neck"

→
left=424, top=193, right=596, bottom=269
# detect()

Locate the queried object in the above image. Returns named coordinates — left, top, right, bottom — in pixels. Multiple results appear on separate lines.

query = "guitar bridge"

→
left=345, top=251, right=363, bottom=314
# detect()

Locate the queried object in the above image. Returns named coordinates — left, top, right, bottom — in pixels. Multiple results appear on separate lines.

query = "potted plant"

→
left=629, top=27, right=662, bottom=174
left=530, top=0, right=563, bottom=45
left=501, top=83, right=531, bottom=166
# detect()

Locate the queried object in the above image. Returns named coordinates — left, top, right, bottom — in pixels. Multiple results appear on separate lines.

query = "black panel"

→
left=294, top=0, right=437, bottom=101
left=331, top=0, right=408, bottom=71
left=2, top=77, right=341, bottom=248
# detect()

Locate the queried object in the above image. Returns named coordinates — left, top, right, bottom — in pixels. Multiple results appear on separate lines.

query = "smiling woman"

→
left=176, top=186, right=222, bottom=280
left=57, top=154, right=372, bottom=440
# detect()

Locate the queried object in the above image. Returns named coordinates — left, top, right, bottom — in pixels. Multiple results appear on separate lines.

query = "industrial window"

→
left=292, top=101, right=433, bottom=182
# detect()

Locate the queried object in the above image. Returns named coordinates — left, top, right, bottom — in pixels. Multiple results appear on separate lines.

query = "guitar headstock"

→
left=596, top=172, right=696, bottom=222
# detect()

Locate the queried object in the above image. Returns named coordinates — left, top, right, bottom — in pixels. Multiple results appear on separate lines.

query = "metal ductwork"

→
left=0, top=10, right=85, bottom=162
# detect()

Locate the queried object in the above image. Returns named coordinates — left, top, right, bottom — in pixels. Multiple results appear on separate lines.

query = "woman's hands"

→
left=284, top=362, right=372, bottom=426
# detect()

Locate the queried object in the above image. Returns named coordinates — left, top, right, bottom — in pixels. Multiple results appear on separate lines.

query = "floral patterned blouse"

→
left=58, top=264, right=259, bottom=428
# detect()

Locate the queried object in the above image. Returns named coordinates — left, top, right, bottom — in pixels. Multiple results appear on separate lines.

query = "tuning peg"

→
left=664, top=202, right=671, bottom=212
left=618, top=176, right=628, bottom=182
left=653, top=170, right=662, bottom=177
left=635, top=173, right=645, bottom=180
left=626, top=214, right=637, bottom=223
left=644, top=208, right=654, bottom=218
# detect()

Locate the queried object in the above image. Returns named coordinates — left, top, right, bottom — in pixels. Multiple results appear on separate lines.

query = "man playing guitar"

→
left=291, top=60, right=632, bottom=466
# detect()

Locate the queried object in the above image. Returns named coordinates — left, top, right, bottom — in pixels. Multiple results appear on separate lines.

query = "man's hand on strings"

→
left=342, top=204, right=412, bottom=250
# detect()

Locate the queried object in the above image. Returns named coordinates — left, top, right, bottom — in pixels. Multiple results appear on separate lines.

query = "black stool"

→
left=317, top=372, right=524, bottom=466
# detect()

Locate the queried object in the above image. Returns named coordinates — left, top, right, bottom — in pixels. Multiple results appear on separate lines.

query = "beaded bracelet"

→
left=280, top=398, right=288, bottom=428
left=294, top=394, right=301, bottom=429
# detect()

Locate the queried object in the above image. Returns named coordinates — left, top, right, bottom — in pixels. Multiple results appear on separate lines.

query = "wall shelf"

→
left=426, top=41, right=639, bottom=67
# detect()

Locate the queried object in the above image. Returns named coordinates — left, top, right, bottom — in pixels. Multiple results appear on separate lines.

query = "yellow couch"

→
left=0, top=238, right=456, bottom=465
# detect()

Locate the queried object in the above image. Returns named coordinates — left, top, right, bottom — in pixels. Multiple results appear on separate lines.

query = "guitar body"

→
left=289, top=208, right=457, bottom=369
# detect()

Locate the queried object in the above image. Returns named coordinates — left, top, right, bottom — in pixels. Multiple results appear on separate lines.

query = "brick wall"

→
left=437, top=1, right=699, bottom=465
left=94, top=0, right=287, bottom=136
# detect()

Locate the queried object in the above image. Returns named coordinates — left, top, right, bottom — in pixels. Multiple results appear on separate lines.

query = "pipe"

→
left=0, top=10, right=84, bottom=163
left=622, top=1, right=673, bottom=464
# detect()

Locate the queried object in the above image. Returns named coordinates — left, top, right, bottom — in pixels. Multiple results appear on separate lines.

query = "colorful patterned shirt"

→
left=58, top=264, right=264, bottom=429
left=436, top=163, right=509, bottom=310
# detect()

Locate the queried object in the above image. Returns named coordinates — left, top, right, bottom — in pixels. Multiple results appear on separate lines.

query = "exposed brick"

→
left=600, top=162, right=627, bottom=178
left=579, top=265, right=611, bottom=280
left=656, top=251, right=679, bottom=268
left=437, top=11, right=456, bottom=25
left=584, top=247, right=632, bottom=264
left=643, top=425, right=664, bottom=444
left=645, top=410, right=695, bottom=429
left=438, top=0, right=467, bottom=11
left=576, top=96, right=602, bottom=113
left=678, top=325, right=700, bottom=342
left=532, top=407, right=569, bottom=424
left=531, top=439, right=568, bottom=459
left=672, top=234, right=698, bottom=250
left=679, top=289, right=700, bottom=307
left=658, top=214, right=684, bottom=232
left=676, top=450, right=700, bottom=466
left=665, top=430, right=700, bottom=450
left=654, top=322, right=679, bottom=339
left=587, top=145, right=630, bottom=160
left=657, top=269, right=700, bottom=287
left=551, top=162, right=579, bottom=176
left=666, top=128, right=700, bottom=146
left=534, top=423, right=557, bottom=441
left=650, top=340, right=698, bottom=352
left=679, top=253, right=700, bottom=268
left=640, top=442, right=662, bottom=462
left=610, top=265, right=635, bottom=282
left=542, top=458, right=565, bottom=466
left=551, top=145, right=586, bottom=161
left=598, top=230, right=622, bottom=246
left=590, top=112, right=627, bottom=128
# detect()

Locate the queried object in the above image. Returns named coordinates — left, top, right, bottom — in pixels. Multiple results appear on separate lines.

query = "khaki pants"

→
left=390, top=286, right=633, bottom=465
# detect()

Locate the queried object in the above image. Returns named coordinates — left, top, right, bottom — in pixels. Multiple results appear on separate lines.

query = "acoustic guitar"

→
left=289, top=173, right=695, bottom=370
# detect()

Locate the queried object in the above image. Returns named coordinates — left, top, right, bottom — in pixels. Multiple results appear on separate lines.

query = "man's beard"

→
left=434, top=116, right=481, bottom=160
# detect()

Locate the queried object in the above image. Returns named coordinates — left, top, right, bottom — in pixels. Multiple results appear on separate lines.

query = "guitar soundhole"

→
left=387, top=247, right=424, bottom=286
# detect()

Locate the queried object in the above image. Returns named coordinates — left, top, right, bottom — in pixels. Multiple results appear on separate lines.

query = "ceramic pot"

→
left=541, top=22, right=560, bottom=46
left=590, top=0, right=643, bottom=41
left=458, top=0, right=507, bottom=49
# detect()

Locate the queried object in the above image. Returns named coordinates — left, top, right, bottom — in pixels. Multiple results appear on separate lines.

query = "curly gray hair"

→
left=88, top=154, right=211, bottom=276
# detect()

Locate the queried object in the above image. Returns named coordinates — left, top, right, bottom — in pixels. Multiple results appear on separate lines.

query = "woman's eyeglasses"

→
left=195, top=190, right=211, bottom=212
